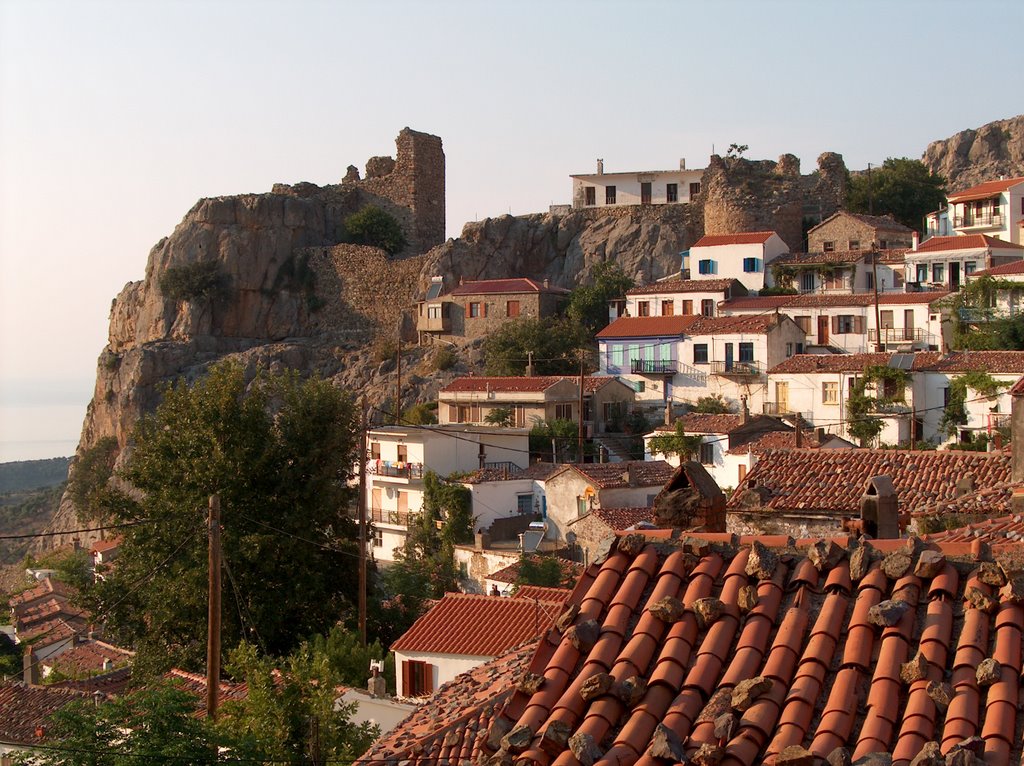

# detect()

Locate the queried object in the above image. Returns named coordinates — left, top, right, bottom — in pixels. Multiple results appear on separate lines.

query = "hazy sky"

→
left=1, top=0, right=1021, bottom=461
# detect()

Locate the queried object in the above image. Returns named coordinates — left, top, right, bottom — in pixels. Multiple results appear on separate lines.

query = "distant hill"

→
left=922, top=114, right=1024, bottom=190
left=0, top=457, right=71, bottom=493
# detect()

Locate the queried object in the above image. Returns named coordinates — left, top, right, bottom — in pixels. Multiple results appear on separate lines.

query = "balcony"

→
left=417, top=313, right=450, bottom=333
left=868, top=327, right=930, bottom=347
left=368, top=461, right=424, bottom=480
left=762, top=401, right=793, bottom=416
left=630, top=359, right=677, bottom=375
left=954, top=213, right=1003, bottom=229
left=710, top=361, right=762, bottom=378
left=370, top=507, right=419, bottom=527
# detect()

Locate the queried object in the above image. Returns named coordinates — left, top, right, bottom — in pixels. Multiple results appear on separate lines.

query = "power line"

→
left=0, top=519, right=155, bottom=542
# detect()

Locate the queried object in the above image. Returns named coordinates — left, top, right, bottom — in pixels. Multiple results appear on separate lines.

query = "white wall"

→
left=688, top=235, right=788, bottom=291
left=394, top=649, right=492, bottom=699
left=572, top=169, right=704, bottom=208
left=463, top=478, right=538, bottom=530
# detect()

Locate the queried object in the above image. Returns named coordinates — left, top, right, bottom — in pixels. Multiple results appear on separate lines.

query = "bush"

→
left=344, top=206, right=407, bottom=255
left=403, top=402, right=438, bottom=425
left=693, top=395, right=733, bottom=414
left=433, top=345, right=457, bottom=371
left=158, top=261, right=227, bottom=302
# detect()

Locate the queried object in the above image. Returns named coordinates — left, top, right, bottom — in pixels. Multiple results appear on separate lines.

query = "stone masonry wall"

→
left=726, top=510, right=843, bottom=539
left=808, top=216, right=913, bottom=253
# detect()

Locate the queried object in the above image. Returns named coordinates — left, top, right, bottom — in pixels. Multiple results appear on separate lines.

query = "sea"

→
left=0, top=403, right=82, bottom=463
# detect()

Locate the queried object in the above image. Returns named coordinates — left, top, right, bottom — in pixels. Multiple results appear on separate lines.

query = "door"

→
left=724, top=343, right=734, bottom=371
left=904, top=309, right=915, bottom=341
left=641, top=182, right=652, bottom=204
left=817, top=316, right=830, bottom=345
left=950, top=262, right=961, bottom=291
left=776, top=382, right=789, bottom=414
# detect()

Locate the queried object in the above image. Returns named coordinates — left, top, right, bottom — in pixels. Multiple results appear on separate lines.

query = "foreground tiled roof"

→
left=390, top=593, right=565, bottom=657
left=921, top=351, right=1024, bottom=374
left=596, top=316, right=698, bottom=339
left=362, top=641, right=536, bottom=766
left=555, top=461, right=677, bottom=490
left=948, top=176, right=1024, bottom=203
left=769, top=352, right=942, bottom=375
left=450, top=278, right=571, bottom=296
left=914, top=235, right=1024, bottom=253
left=971, top=260, right=1024, bottom=277
left=729, top=449, right=1012, bottom=516
left=587, top=506, right=656, bottom=531
left=723, top=291, right=950, bottom=311
left=515, top=586, right=574, bottom=604
left=442, top=376, right=619, bottom=394
left=910, top=483, right=1018, bottom=521
left=0, top=683, right=88, bottom=744
left=435, top=532, right=1024, bottom=766
left=693, top=231, right=777, bottom=247
left=627, top=279, right=742, bottom=296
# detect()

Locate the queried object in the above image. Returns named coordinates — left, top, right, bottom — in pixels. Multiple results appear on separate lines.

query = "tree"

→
left=309, top=624, right=387, bottom=690
left=726, top=143, right=749, bottom=158
left=529, top=418, right=588, bottom=462
left=344, top=205, right=407, bottom=255
left=845, top=366, right=908, bottom=447
left=482, top=317, right=590, bottom=376
left=515, top=554, right=565, bottom=588
left=648, top=421, right=704, bottom=461
left=85, top=362, right=361, bottom=677
left=484, top=406, right=514, bottom=427
left=938, top=371, right=1010, bottom=439
left=66, top=436, right=120, bottom=524
left=566, top=262, right=635, bottom=335
left=846, top=158, right=946, bottom=231
left=693, top=395, right=733, bottom=414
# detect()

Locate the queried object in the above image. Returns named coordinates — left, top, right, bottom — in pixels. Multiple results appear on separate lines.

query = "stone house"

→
left=764, top=248, right=906, bottom=294
left=437, top=375, right=635, bottom=435
left=416, top=277, right=569, bottom=343
left=570, top=158, right=704, bottom=209
left=904, top=234, right=1024, bottom=292
left=564, top=507, right=654, bottom=567
left=541, top=460, right=675, bottom=546
left=686, top=231, right=789, bottom=292
left=617, top=277, right=747, bottom=321
left=807, top=211, right=914, bottom=253
left=927, top=175, right=1024, bottom=245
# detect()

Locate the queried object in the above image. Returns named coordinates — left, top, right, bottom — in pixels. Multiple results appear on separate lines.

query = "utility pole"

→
left=357, top=397, right=368, bottom=645
left=577, top=350, right=586, bottom=463
left=206, top=494, right=221, bottom=721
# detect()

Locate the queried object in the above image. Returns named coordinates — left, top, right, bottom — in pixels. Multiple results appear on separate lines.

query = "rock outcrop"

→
left=922, top=114, right=1024, bottom=190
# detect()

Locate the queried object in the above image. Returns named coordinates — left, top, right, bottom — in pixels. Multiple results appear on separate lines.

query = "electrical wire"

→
left=0, top=519, right=155, bottom=541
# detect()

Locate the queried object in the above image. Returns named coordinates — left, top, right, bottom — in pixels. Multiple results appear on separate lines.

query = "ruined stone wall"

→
left=343, top=128, right=445, bottom=256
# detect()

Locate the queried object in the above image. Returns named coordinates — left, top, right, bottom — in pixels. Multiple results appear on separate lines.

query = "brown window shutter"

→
left=402, top=660, right=410, bottom=696
left=831, top=316, right=840, bottom=334
left=854, top=316, right=865, bottom=334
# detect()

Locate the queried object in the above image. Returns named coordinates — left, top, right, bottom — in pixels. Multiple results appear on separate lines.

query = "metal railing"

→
left=630, top=359, right=677, bottom=375
left=868, top=327, right=927, bottom=345
left=367, top=461, right=424, bottom=480
left=710, top=361, right=761, bottom=377
left=370, top=508, right=419, bottom=527
left=954, top=213, right=1002, bottom=228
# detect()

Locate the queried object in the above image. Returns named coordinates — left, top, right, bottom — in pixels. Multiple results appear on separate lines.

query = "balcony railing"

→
left=417, top=315, right=451, bottom=333
left=368, top=461, right=424, bottom=480
left=630, top=359, right=677, bottom=375
left=762, top=401, right=793, bottom=416
left=710, top=361, right=762, bottom=378
left=868, top=327, right=928, bottom=346
left=954, top=213, right=1002, bottom=229
left=370, top=507, right=419, bottom=527
left=987, top=413, right=1011, bottom=433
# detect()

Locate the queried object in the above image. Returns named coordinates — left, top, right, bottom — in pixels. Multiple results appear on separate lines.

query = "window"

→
left=698, top=259, right=716, bottom=275
left=796, top=342, right=804, bottom=354
left=427, top=304, right=443, bottom=319
left=611, top=345, right=624, bottom=367
left=823, top=241, right=836, bottom=253
left=661, top=300, right=674, bottom=316
left=795, top=316, right=812, bottom=335
left=633, top=380, right=646, bottom=393
left=879, top=310, right=894, bottom=329
left=738, top=342, right=754, bottom=363
left=822, top=381, right=839, bottom=405
left=666, top=183, right=678, bottom=203
left=606, top=186, right=617, bottom=205
left=832, top=315, right=864, bottom=334
left=402, top=659, right=434, bottom=697
left=785, top=342, right=793, bottom=357
left=693, top=344, right=709, bottom=364
left=469, top=302, right=482, bottom=318
left=825, top=270, right=845, bottom=290
left=641, top=182, right=652, bottom=204
left=965, top=262, right=977, bottom=276
left=682, top=300, right=694, bottom=315
left=879, top=240, right=888, bottom=249
left=800, top=272, right=815, bottom=292
left=506, top=300, right=520, bottom=317
left=372, top=529, right=383, bottom=547
left=516, top=494, right=533, bottom=514
left=866, top=271, right=874, bottom=289
left=916, top=264, right=928, bottom=283
left=637, top=301, right=650, bottom=316
left=743, top=257, right=761, bottom=273
left=699, top=442, right=714, bottom=465
left=689, top=182, right=701, bottom=196
left=933, top=263, right=944, bottom=283
left=554, top=403, right=573, bottom=420
left=849, top=239, right=860, bottom=251
left=370, top=442, right=381, bottom=460
left=585, top=186, right=596, bottom=206
left=397, top=444, right=408, bottom=462
left=701, top=299, right=715, bottom=317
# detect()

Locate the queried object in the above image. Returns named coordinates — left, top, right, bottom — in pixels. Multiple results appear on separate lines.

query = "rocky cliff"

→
left=922, top=114, right=1024, bottom=190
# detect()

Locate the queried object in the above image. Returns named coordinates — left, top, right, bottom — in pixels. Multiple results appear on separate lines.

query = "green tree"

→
left=693, top=395, right=733, bottom=414
left=648, top=421, right=704, bottom=461
left=85, top=362, right=360, bottom=677
left=484, top=406, right=514, bottom=427
left=66, top=436, right=121, bottom=524
left=403, top=401, right=439, bottom=424
left=845, top=366, right=908, bottom=447
left=846, top=158, right=947, bottom=232
left=938, top=371, right=1010, bottom=439
left=309, top=624, right=387, bottom=690
left=515, top=554, right=565, bottom=588
left=566, top=262, right=635, bottom=335
left=344, top=206, right=407, bottom=255
left=482, top=317, right=590, bottom=376
left=529, top=418, right=587, bottom=462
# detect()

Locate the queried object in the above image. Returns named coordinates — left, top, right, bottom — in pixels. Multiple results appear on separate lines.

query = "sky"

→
left=1, top=0, right=1021, bottom=462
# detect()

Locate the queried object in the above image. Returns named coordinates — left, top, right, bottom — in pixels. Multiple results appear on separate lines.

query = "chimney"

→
left=912, top=231, right=919, bottom=251
left=23, top=648, right=38, bottom=685
left=954, top=475, right=974, bottom=498
left=597, top=159, right=604, bottom=175
left=102, top=657, right=113, bottom=672
left=680, top=158, right=686, bottom=170
left=740, top=395, right=749, bottom=424
left=367, top=665, right=386, bottom=698
left=543, top=278, right=549, bottom=289
left=861, top=475, right=899, bottom=539
left=794, top=413, right=803, bottom=447
left=664, top=401, right=672, bottom=427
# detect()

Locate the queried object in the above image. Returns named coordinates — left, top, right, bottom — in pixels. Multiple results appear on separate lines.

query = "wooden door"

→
left=776, top=382, right=789, bottom=413
left=817, top=316, right=830, bottom=345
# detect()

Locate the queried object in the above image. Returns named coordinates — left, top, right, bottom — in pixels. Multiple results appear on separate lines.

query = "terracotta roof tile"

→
left=947, top=176, right=1024, bottom=202
left=910, top=482, right=1017, bottom=521
left=627, top=278, right=742, bottom=295
left=586, top=506, right=655, bottom=531
left=513, top=585, right=573, bottom=603
left=684, top=314, right=780, bottom=335
left=380, top=533, right=1024, bottom=766
left=9, top=577, right=74, bottom=608
left=723, top=291, right=950, bottom=311
left=441, top=376, right=618, bottom=394
left=923, top=511, right=1024, bottom=545
left=914, top=234, right=1024, bottom=253
left=90, top=537, right=121, bottom=554
left=390, top=593, right=564, bottom=656
left=726, top=429, right=824, bottom=455
left=728, top=448, right=1012, bottom=515
left=0, top=683, right=89, bottom=744
left=692, top=231, right=777, bottom=247
left=1010, top=374, right=1024, bottom=397
left=163, top=668, right=248, bottom=709
left=44, top=640, right=134, bottom=678
left=921, top=350, right=1024, bottom=374
left=51, top=666, right=133, bottom=697
left=554, top=460, right=676, bottom=489
left=769, top=351, right=942, bottom=374
left=972, top=259, right=1024, bottom=277
left=488, top=555, right=583, bottom=585
left=676, top=413, right=745, bottom=434
left=809, top=211, right=913, bottom=234
left=449, top=278, right=570, bottom=296
left=596, top=315, right=698, bottom=339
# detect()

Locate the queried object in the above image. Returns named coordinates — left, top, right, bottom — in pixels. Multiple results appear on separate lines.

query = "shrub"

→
left=433, top=346, right=457, bottom=371
left=693, top=395, right=732, bottom=414
left=158, top=261, right=227, bottom=302
left=403, top=402, right=438, bottom=425
left=344, top=206, right=407, bottom=255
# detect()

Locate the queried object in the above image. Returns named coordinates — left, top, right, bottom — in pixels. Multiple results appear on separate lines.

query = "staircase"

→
left=593, top=434, right=638, bottom=463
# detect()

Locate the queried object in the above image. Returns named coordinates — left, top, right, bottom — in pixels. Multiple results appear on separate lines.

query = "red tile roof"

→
left=43, top=640, right=134, bottom=678
left=441, top=376, right=619, bottom=394
left=692, top=231, right=777, bottom=247
left=809, top=211, right=914, bottom=233
left=768, top=351, right=942, bottom=375
left=728, top=448, right=1012, bottom=515
left=51, top=666, right=133, bottom=697
left=726, top=429, right=824, bottom=455
left=513, top=585, right=573, bottom=604
left=923, top=510, right=1024, bottom=545
left=552, top=460, right=676, bottom=490
left=488, top=556, right=584, bottom=586
left=627, top=278, right=742, bottom=296
left=390, top=593, right=565, bottom=657
left=596, top=315, right=698, bottom=339
left=912, top=482, right=1017, bottom=522
left=90, top=537, right=121, bottom=554
left=449, top=278, right=570, bottom=296
left=587, top=506, right=656, bottom=531
left=164, top=668, right=248, bottom=710
left=676, top=413, right=745, bottom=434
left=723, top=291, right=950, bottom=311
left=971, top=259, right=1024, bottom=277
left=1010, top=374, right=1024, bottom=397
left=0, top=683, right=88, bottom=744
left=948, top=176, right=1024, bottom=203
left=685, top=314, right=780, bottom=336
left=921, top=351, right=1024, bottom=374
left=9, top=577, right=74, bottom=609
left=914, top=234, right=1024, bottom=253
left=391, top=532, right=1024, bottom=766
left=771, top=250, right=872, bottom=266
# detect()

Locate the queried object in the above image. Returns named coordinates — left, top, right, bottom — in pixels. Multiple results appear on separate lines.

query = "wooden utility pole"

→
left=357, top=397, right=368, bottom=645
left=206, top=494, right=222, bottom=721
left=577, top=350, right=586, bottom=463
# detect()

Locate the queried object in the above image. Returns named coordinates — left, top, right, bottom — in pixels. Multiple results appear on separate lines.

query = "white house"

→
left=365, top=425, right=530, bottom=563
left=904, top=234, right=1024, bottom=292
left=618, top=277, right=747, bottom=320
left=390, top=592, right=567, bottom=698
left=596, top=315, right=701, bottom=406
left=964, top=260, right=1024, bottom=320
left=945, top=176, right=1024, bottom=245
left=570, top=159, right=704, bottom=209
left=686, top=231, right=789, bottom=291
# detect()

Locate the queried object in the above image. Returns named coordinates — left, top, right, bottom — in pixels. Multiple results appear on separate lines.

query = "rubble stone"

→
left=649, top=596, right=686, bottom=623
left=713, top=713, right=737, bottom=741
left=538, top=720, right=571, bottom=754
left=849, top=543, right=874, bottom=581
left=485, top=718, right=513, bottom=751
left=500, top=724, right=533, bottom=753
left=566, top=619, right=600, bottom=652
left=614, top=675, right=647, bottom=707
left=568, top=732, right=603, bottom=766
left=775, top=745, right=816, bottom=766
left=808, top=539, right=844, bottom=571
left=579, top=673, right=614, bottom=701
left=745, top=540, right=779, bottom=580
left=691, top=742, right=724, bottom=766
left=554, top=604, right=579, bottom=634
left=881, top=550, right=912, bottom=580
left=617, top=533, right=647, bottom=556
left=826, top=748, right=852, bottom=766
left=976, top=562, right=1006, bottom=587
left=900, top=652, right=929, bottom=684
left=925, top=680, right=953, bottom=710
left=975, top=658, right=1001, bottom=686
left=731, top=676, right=772, bottom=712
left=737, top=584, right=759, bottom=613
left=868, top=599, right=910, bottom=627
left=914, top=550, right=946, bottom=578
left=907, top=742, right=943, bottom=766
left=517, top=673, right=543, bottom=695
left=964, top=587, right=998, bottom=613
left=647, top=724, right=686, bottom=762
left=693, top=597, right=725, bottom=628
